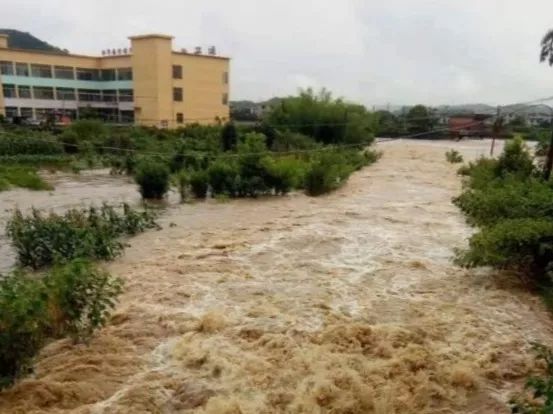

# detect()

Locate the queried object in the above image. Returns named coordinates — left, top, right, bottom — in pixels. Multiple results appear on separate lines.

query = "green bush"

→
left=0, top=260, right=122, bottom=388
left=189, top=170, right=209, bottom=199
left=0, top=135, right=64, bottom=156
left=134, top=158, right=170, bottom=199
left=304, top=151, right=354, bottom=196
left=0, top=272, right=49, bottom=389
left=45, top=259, right=123, bottom=341
left=496, top=137, right=535, bottom=178
left=261, top=156, right=307, bottom=195
left=445, top=149, right=464, bottom=163
left=6, top=204, right=157, bottom=269
left=208, top=159, right=240, bottom=196
left=454, top=138, right=553, bottom=282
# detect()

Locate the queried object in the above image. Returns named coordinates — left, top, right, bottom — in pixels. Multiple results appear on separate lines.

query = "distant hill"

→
left=0, top=29, right=67, bottom=53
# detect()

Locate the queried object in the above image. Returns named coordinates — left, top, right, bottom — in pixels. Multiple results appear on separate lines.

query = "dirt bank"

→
left=1, top=140, right=552, bottom=413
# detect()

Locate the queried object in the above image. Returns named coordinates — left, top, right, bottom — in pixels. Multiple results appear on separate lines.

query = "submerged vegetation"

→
left=6, top=203, right=158, bottom=269
left=0, top=260, right=122, bottom=389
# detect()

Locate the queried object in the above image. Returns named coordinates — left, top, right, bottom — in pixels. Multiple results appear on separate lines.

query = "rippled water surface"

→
left=1, top=140, right=551, bottom=414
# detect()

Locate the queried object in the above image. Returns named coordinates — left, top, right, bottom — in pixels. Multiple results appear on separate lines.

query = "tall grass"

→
left=0, top=166, right=52, bottom=192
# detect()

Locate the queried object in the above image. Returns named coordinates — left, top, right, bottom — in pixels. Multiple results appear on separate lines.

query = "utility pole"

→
left=490, top=106, right=501, bottom=157
left=544, top=113, right=553, bottom=180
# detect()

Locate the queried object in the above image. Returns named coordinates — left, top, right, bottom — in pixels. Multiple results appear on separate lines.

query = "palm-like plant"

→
left=540, top=29, right=553, bottom=66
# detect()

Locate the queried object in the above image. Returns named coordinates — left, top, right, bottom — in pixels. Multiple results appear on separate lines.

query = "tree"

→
left=221, top=122, right=238, bottom=151
left=406, top=105, right=434, bottom=134
left=540, top=29, right=553, bottom=66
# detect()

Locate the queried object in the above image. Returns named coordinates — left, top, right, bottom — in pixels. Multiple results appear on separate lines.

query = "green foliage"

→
left=496, top=137, right=535, bottom=178
left=454, top=138, right=553, bottom=281
left=189, top=170, right=209, bottom=198
left=134, top=158, right=170, bottom=199
left=261, top=156, right=306, bottom=195
left=0, top=272, right=49, bottom=389
left=407, top=105, right=434, bottom=134
left=304, top=151, right=355, bottom=196
left=271, top=131, right=319, bottom=152
left=445, top=149, right=464, bottom=164
left=0, top=260, right=122, bottom=389
left=0, top=135, right=63, bottom=156
left=0, top=165, right=52, bottom=192
left=45, top=259, right=123, bottom=341
left=265, top=88, right=376, bottom=145
left=510, top=343, right=553, bottom=413
left=208, top=159, right=240, bottom=196
left=6, top=204, right=157, bottom=269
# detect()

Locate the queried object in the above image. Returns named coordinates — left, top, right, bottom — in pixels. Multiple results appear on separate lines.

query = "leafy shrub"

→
left=445, top=149, right=464, bottom=163
left=6, top=204, right=157, bottom=268
left=190, top=170, right=209, bottom=199
left=0, top=135, right=64, bottom=156
left=454, top=139, right=553, bottom=282
left=0, top=272, right=49, bottom=389
left=0, top=260, right=122, bottom=388
left=134, top=158, right=170, bottom=199
left=208, top=160, right=240, bottom=196
left=510, top=343, right=553, bottom=413
left=45, top=259, right=123, bottom=341
left=304, top=151, right=352, bottom=196
left=455, top=218, right=553, bottom=275
left=496, top=137, right=535, bottom=178
left=261, top=156, right=306, bottom=195
left=271, top=131, right=318, bottom=152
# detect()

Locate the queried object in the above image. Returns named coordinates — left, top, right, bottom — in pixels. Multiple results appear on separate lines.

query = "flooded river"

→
left=1, top=140, right=552, bottom=413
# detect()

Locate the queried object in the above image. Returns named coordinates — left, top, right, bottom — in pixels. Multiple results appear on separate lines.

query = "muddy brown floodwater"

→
left=1, top=140, right=552, bottom=414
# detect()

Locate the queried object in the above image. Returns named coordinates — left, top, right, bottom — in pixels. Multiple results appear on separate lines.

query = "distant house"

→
left=448, top=114, right=493, bottom=138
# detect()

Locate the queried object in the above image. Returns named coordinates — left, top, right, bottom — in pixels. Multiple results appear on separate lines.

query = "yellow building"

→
left=0, top=33, right=230, bottom=128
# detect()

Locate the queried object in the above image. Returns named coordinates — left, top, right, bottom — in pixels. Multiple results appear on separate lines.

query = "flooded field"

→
left=1, top=139, right=552, bottom=413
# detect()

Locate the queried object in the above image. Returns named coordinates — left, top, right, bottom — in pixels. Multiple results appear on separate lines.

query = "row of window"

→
left=2, top=84, right=133, bottom=102
left=4, top=106, right=135, bottom=123
left=0, top=61, right=133, bottom=81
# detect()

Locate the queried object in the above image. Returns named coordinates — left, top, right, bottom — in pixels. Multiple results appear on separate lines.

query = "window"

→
left=117, top=68, right=132, bottom=81
left=33, top=86, right=55, bottom=100
left=173, top=65, right=182, bottom=79
left=56, top=87, right=76, bottom=101
left=5, top=107, right=18, bottom=118
left=101, top=69, right=116, bottom=81
left=54, top=66, right=74, bottom=79
left=2, top=84, right=16, bottom=98
left=176, top=113, right=184, bottom=124
left=103, top=90, right=117, bottom=102
left=76, top=68, right=99, bottom=81
left=173, top=87, right=183, bottom=102
left=20, top=107, right=33, bottom=119
left=35, top=108, right=55, bottom=120
left=78, top=89, right=101, bottom=102
left=222, top=93, right=229, bottom=105
left=121, top=110, right=134, bottom=123
left=31, top=64, right=52, bottom=78
left=118, top=89, right=133, bottom=102
left=223, top=71, right=229, bottom=84
left=17, top=85, right=31, bottom=99
left=15, top=63, right=29, bottom=76
left=0, top=61, right=14, bottom=75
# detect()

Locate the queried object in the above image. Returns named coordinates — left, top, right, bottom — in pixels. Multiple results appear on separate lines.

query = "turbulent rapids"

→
left=1, top=140, right=552, bottom=413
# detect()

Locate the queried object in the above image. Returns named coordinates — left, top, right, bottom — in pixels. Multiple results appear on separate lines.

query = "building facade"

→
left=0, top=34, right=230, bottom=128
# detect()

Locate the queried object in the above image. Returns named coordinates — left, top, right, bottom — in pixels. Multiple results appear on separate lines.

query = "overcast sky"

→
left=1, top=0, right=553, bottom=107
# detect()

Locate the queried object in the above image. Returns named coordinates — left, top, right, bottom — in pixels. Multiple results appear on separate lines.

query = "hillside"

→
left=0, top=29, right=66, bottom=53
